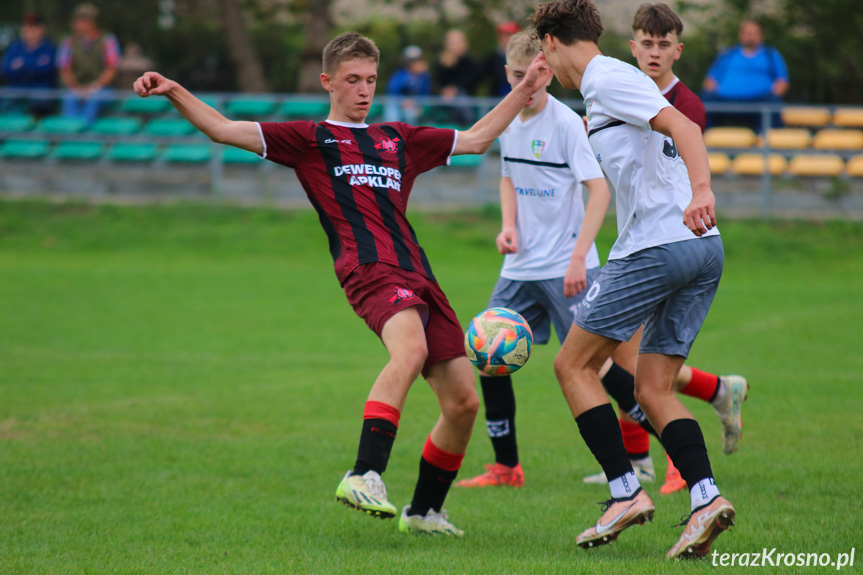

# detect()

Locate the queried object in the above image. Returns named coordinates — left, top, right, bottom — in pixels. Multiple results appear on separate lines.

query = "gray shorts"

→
left=575, top=236, right=724, bottom=358
left=489, top=268, right=600, bottom=346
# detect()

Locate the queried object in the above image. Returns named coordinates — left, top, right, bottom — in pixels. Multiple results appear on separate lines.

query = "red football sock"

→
left=620, top=418, right=650, bottom=459
left=680, top=367, right=720, bottom=403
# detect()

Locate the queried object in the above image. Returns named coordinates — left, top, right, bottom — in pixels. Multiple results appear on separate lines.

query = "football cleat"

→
left=576, top=488, right=655, bottom=549
left=455, top=462, right=524, bottom=488
left=660, top=453, right=687, bottom=495
left=583, top=458, right=656, bottom=485
left=666, top=496, right=735, bottom=559
left=335, top=470, right=397, bottom=519
left=713, top=375, right=749, bottom=455
left=399, top=505, right=464, bottom=536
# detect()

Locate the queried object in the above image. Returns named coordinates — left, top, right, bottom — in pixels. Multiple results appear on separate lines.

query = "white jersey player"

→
left=457, top=31, right=611, bottom=489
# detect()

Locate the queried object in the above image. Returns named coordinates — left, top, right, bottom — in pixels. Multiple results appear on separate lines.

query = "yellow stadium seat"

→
left=812, top=128, right=863, bottom=150
left=788, top=154, right=844, bottom=177
left=703, top=127, right=757, bottom=148
left=845, top=155, right=863, bottom=177
left=765, top=128, right=811, bottom=149
left=781, top=107, right=831, bottom=127
left=730, top=153, right=788, bottom=176
left=708, top=153, right=731, bottom=175
left=832, top=108, right=863, bottom=128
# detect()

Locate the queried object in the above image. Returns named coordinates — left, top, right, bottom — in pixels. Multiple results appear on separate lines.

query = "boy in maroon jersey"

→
left=133, top=32, right=552, bottom=536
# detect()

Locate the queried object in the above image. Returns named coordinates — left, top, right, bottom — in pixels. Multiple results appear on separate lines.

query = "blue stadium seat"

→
left=90, top=116, right=143, bottom=135
left=226, top=97, right=277, bottom=118
left=107, top=142, right=159, bottom=162
left=0, top=140, right=50, bottom=159
left=0, top=113, right=36, bottom=133
left=36, top=115, right=87, bottom=134
left=143, top=118, right=196, bottom=137
left=51, top=141, right=104, bottom=161
left=162, top=143, right=213, bottom=163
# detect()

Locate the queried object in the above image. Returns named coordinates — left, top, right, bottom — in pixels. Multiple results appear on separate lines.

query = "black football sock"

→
left=575, top=403, right=633, bottom=483
left=660, top=418, right=714, bottom=489
left=408, top=457, right=459, bottom=516
left=352, top=418, right=397, bottom=476
left=480, top=375, right=519, bottom=467
left=601, top=362, right=659, bottom=439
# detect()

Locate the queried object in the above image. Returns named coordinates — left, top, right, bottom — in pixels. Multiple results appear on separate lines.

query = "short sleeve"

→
left=598, top=67, right=671, bottom=130
left=396, top=123, right=457, bottom=174
left=566, top=115, right=604, bottom=183
left=258, top=121, right=314, bottom=168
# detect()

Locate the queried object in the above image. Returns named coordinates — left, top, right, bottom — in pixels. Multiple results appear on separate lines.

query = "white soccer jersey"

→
left=581, top=55, right=719, bottom=261
left=498, top=95, right=604, bottom=281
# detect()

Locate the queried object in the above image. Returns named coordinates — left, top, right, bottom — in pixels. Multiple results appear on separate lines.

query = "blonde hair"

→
left=506, top=31, right=541, bottom=63
left=322, top=32, right=380, bottom=75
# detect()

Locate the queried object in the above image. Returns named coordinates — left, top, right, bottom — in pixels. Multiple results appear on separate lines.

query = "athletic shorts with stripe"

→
left=575, top=236, right=724, bottom=358
left=488, top=268, right=601, bottom=346
left=343, top=262, right=466, bottom=376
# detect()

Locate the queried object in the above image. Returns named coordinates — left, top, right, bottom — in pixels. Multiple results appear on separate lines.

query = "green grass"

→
left=0, top=201, right=861, bottom=574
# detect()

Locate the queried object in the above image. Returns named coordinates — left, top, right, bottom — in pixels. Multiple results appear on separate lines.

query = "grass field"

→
left=1, top=201, right=861, bottom=574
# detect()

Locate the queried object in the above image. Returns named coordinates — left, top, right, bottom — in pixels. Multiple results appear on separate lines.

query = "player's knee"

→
left=398, top=341, right=428, bottom=378
left=553, top=351, right=578, bottom=383
left=443, top=385, right=479, bottom=424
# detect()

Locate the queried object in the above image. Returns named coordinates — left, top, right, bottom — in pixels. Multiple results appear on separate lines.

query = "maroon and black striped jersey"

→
left=259, top=120, right=456, bottom=284
left=664, top=78, right=706, bottom=133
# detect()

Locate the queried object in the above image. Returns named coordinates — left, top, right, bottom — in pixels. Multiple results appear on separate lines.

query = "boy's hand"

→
left=520, top=52, right=554, bottom=94
left=496, top=228, right=518, bottom=254
left=684, top=188, right=717, bottom=236
left=133, top=72, right=175, bottom=97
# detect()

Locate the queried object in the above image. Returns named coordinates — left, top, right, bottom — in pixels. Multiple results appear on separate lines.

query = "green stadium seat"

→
left=223, top=147, right=262, bottom=164
left=143, top=118, right=196, bottom=136
left=36, top=115, right=87, bottom=134
left=120, top=97, right=171, bottom=114
left=90, top=116, right=142, bottom=135
left=107, top=142, right=159, bottom=162
left=448, top=154, right=483, bottom=168
left=0, top=113, right=36, bottom=133
left=281, top=100, right=329, bottom=120
left=0, top=140, right=50, bottom=159
left=162, top=143, right=212, bottom=163
left=51, top=141, right=104, bottom=161
left=226, top=97, right=277, bottom=118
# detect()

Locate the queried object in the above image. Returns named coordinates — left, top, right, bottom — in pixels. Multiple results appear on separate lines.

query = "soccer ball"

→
left=465, top=307, right=533, bottom=376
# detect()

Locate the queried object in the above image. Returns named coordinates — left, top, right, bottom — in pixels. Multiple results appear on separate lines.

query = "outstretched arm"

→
left=454, top=53, right=553, bottom=155
left=650, top=106, right=716, bottom=236
left=133, top=71, right=263, bottom=154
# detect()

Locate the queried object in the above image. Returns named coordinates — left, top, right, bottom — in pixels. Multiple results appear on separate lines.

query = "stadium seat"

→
left=36, top=115, right=87, bottom=134
left=120, top=97, right=171, bottom=115
left=845, top=155, right=863, bottom=177
left=708, top=152, right=731, bottom=175
left=832, top=108, right=863, bottom=128
left=448, top=154, right=483, bottom=168
left=703, top=127, right=757, bottom=148
left=90, top=116, right=142, bottom=135
left=788, top=154, right=844, bottom=177
left=812, top=128, right=863, bottom=150
left=223, top=147, right=262, bottom=164
left=107, top=142, right=159, bottom=162
left=225, top=97, right=277, bottom=118
left=0, top=113, right=36, bottom=133
left=0, top=140, right=50, bottom=159
left=781, top=106, right=831, bottom=127
left=162, top=143, right=213, bottom=163
left=730, top=153, right=788, bottom=176
left=143, top=118, right=196, bottom=136
left=281, top=100, right=329, bottom=120
left=51, top=141, right=104, bottom=161
left=765, top=128, right=811, bottom=149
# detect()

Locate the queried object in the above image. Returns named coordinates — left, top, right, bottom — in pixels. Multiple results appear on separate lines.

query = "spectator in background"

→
left=1, top=13, right=57, bottom=117
left=702, top=19, right=788, bottom=132
left=385, top=45, right=431, bottom=124
left=482, top=21, right=521, bottom=97
left=57, top=3, right=121, bottom=126
left=435, top=29, right=479, bottom=125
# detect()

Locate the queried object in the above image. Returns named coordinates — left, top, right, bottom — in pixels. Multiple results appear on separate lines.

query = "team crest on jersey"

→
left=375, top=137, right=401, bottom=153
left=586, top=100, right=593, bottom=121
left=389, top=287, right=416, bottom=305
left=531, top=140, right=546, bottom=159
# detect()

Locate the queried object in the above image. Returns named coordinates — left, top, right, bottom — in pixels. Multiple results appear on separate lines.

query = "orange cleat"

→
left=455, top=462, right=524, bottom=488
left=661, top=452, right=687, bottom=495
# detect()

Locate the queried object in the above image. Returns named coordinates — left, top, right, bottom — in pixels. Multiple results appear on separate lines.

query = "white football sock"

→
left=690, top=477, right=721, bottom=510
left=609, top=471, right=641, bottom=499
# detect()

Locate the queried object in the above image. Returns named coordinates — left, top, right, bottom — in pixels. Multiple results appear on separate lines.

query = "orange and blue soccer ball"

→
left=465, top=307, right=533, bottom=376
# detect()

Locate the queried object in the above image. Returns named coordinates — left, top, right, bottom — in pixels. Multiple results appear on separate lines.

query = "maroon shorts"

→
left=343, top=263, right=466, bottom=376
